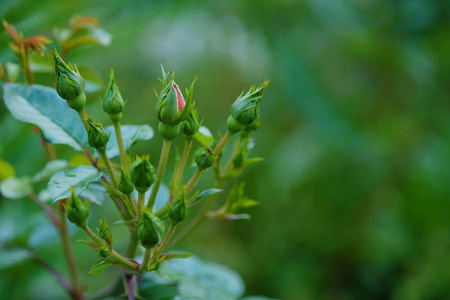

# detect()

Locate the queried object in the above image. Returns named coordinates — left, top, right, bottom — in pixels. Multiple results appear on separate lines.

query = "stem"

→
left=213, top=131, right=233, bottom=156
left=152, top=224, right=177, bottom=263
left=43, top=139, right=57, bottom=161
left=147, top=139, right=172, bottom=211
left=58, top=203, right=82, bottom=299
left=140, top=249, right=152, bottom=272
left=173, top=139, right=193, bottom=190
left=77, top=109, right=89, bottom=130
left=127, top=232, right=138, bottom=258
left=99, top=150, right=118, bottom=188
left=21, top=49, right=34, bottom=84
left=82, top=226, right=138, bottom=271
left=113, top=121, right=128, bottom=172
left=138, top=192, right=146, bottom=216
left=185, top=169, right=205, bottom=196
left=28, top=193, right=60, bottom=228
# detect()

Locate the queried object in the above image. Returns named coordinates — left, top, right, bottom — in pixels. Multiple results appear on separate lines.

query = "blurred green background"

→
left=1, top=0, right=450, bottom=299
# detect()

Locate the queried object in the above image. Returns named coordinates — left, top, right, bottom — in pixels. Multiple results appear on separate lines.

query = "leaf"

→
left=244, top=157, right=264, bottom=168
left=0, top=248, right=30, bottom=270
left=3, top=83, right=88, bottom=151
left=0, top=158, right=15, bottom=181
left=77, top=65, right=103, bottom=93
left=0, top=176, right=32, bottom=199
left=87, top=259, right=112, bottom=275
left=80, top=183, right=108, bottom=205
left=190, top=188, right=223, bottom=205
left=32, top=160, right=69, bottom=182
left=194, top=126, right=214, bottom=146
left=63, top=27, right=112, bottom=51
left=48, top=166, right=102, bottom=203
left=5, top=62, right=20, bottom=82
left=104, top=125, right=154, bottom=159
left=162, top=253, right=193, bottom=262
left=29, top=51, right=54, bottom=73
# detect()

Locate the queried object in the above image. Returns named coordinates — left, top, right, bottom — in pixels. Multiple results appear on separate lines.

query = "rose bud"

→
left=182, top=108, right=200, bottom=138
left=52, top=49, right=86, bottom=113
left=98, top=219, right=113, bottom=246
left=137, top=211, right=165, bottom=249
left=118, top=168, right=134, bottom=194
left=169, top=191, right=187, bottom=224
left=103, top=69, right=125, bottom=123
left=194, top=146, right=215, bottom=170
left=227, top=80, right=269, bottom=133
left=64, top=186, right=89, bottom=228
left=87, top=119, right=110, bottom=152
left=241, top=116, right=260, bottom=138
left=129, top=156, right=156, bottom=193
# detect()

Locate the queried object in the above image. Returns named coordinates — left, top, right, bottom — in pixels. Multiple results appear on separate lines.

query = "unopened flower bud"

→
left=241, top=117, right=260, bottom=138
left=182, top=109, right=200, bottom=137
left=156, top=81, right=187, bottom=125
left=64, top=187, right=89, bottom=228
left=137, top=212, right=165, bottom=249
left=88, top=120, right=110, bottom=152
left=118, top=168, right=134, bottom=194
left=98, top=219, right=113, bottom=245
left=52, top=50, right=86, bottom=112
left=103, top=69, right=125, bottom=123
left=130, top=156, right=156, bottom=193
left=98, top=246, right=111, bottom=258
left=194, top=146, right=215, bottom=170
left=229, top=80, right=269, bottom=130
left=169, top=192, right=187, bottom=224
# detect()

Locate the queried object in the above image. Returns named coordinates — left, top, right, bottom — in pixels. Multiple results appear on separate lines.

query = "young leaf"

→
left=48, top=166, right=102, bottom=203
left=194, top=126, right=214, bottom=146
left=87, top=259, right=112, bottom=275
left=3, top=83, right=88, bottom=151
left=162, top=253, right=193, bottom=262
left=104, top=125, right=154, bottom=159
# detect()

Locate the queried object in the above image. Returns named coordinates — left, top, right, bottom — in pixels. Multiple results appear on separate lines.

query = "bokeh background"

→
left=1, top=0, right=450, bottom=299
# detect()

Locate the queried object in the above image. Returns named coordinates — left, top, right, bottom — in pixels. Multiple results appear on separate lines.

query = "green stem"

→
left=99, top=150, right=118, bottom=188
left=113, top=121, right=128, bottom=172
left=173, top=139, right=193, bottom=190
left=77, top=108, right=89, bottom=130
left=138, top=192, right=145, bottom=216
left=127, top=232, right=138, bottom=258
left=140, top=249, right=152, bottom=272
left=213, top=131, right=233, bottom=156
left=185, top=169, right=205, bottom=197
left=147, top=139, right=172, bottom=211
left=58, top=203, right=81, bottom=298
left=82, top=226, right=138, bottom=271
left=21, top=49, right=34, bottom=84
left=152, top=224, right=177, bottom=263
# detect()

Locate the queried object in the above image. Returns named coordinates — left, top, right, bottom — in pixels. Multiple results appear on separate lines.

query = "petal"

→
left=173, top=83, right=185, bottom=111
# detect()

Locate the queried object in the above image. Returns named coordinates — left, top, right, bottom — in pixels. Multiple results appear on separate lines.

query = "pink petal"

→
left=173, top=83, right=185, bottom=111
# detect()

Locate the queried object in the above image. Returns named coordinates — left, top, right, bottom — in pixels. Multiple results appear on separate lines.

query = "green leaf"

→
left=80, top=183, right=107, bottom=205
left=5, top=62, right=20, bottom=82
left=3, top=83, right=88, bottom=151
left=104, top=125, right=154, bottom=159
left=48, top=166, right=102, bottom=203
left=0, top=248, right=30, bottom=270
left=32, top=160, right=69, bottom=183
left=77, top=65, right=103, bottom=93
left=29, top=51, right=54, bottom=73
left=0, top=176, right=32, bottom=199
left=244, top=157, right=264, bottom=167
left=87, top=259, right=113, bottom=275
left=194, top=126, right=214, bottom=146
left=0, top=158, right=15, bottom=181
left=63, top=27, right=112, bottom=51
left=162, top=253, right=193, bottom=262
left=190, top=188, right=223, bottom=206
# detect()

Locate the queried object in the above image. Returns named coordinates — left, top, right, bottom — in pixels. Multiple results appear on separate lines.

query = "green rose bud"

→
left=182, top=108, right=200, bottom=137
left=103, top=69, right=125, bottom=123
left=137, top=212, right=165, bottom=249
left=130, top=156, right=156, bottom=193
left=156, top=80, right=188, bottom=125
left=52, top=50, right=86, bottom=112
left=169, top=192, right=187, bottom=224
left=194, top=146, right=215, bottom=170
left=98, top=219, right=113, bottom=246
left=118, top=168, right=134, bottom=194
left=64, top=187, right=89, bottom=228
left=229, top=80, right=269, bottom=129
left=98, top=246, right=111, bottom=258
left=88, top=119, right=110, bottom=152
left=241, top=117, right=260, bottom=138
